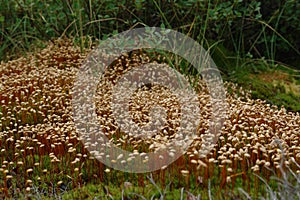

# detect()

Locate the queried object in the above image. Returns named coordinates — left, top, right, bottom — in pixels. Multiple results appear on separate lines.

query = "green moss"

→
left=223, top=59, right=300, bottom=112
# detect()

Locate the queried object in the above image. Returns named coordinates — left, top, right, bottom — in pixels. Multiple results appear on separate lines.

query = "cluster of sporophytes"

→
left=0, top=38, right=299, bottom=199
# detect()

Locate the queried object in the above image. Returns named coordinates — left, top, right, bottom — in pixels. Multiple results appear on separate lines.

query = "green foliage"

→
left=0, top=0, right=299, bottom=68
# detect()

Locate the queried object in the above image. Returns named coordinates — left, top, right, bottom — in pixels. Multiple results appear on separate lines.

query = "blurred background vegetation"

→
left=0, top=0, right=299, bottom=111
